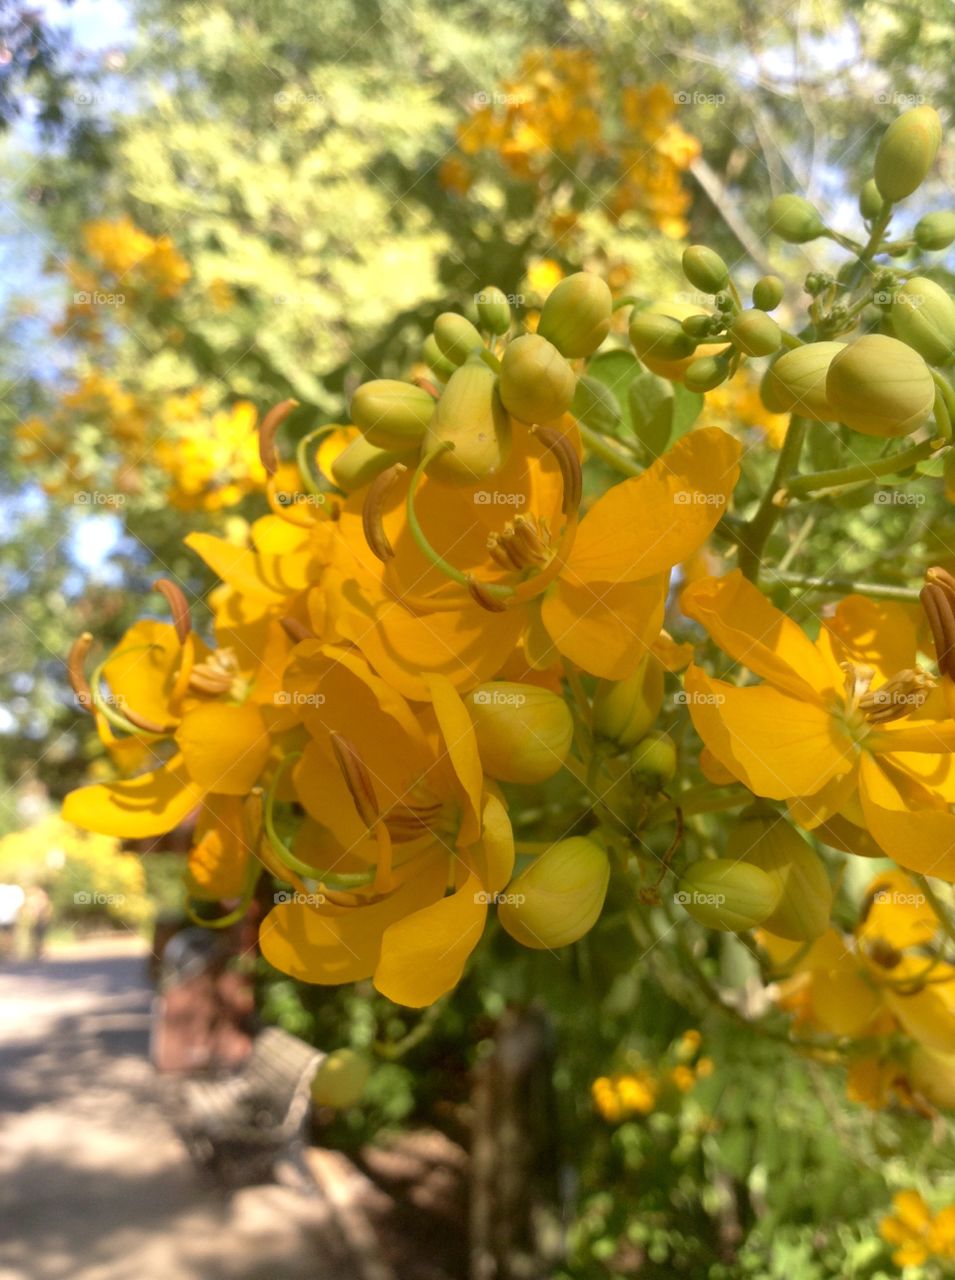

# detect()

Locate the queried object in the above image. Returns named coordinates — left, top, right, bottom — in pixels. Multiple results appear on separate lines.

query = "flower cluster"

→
left=592, top=1030, right=713, bottom=1121
left=444, top=49, right=699, bottom=239
left=880, top=1190, right=955, bottom=1268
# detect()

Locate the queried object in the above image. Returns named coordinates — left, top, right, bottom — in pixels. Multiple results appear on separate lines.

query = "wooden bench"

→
left=167, top=1025, right=323, bottom=1188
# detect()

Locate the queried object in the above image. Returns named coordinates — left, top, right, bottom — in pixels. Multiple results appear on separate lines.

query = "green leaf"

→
left=628, top=370, right=674, bottom=459
left=572, top=375, right=622, bottom=435
left=585, top=349, right=644, bottom=432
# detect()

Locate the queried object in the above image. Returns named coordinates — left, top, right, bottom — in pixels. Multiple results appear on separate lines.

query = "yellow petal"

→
left=541, top=574, right=667, bottom=679
left=260, top=853, right=447, bottom=986
left=884, top=974, right=955, bottom=1055
left=468, top=789, right=515, bottom=893
left=859, top=754, right=955, bottom=882
left=681, top=571, right=834, bottom=701
left=187, top=794, right=250, bottom=899
left=821, top=595, right=919, bottom=682
left=374, top=872, right=487, bottom=1007
left=566, top=428, right=741, bottom=583
left=683, top=666, right=856, bottom=800
left=63, top=754, right=203, bottom=837
left=427, top=674, right=483, bottom=847
left=185, top=532, right=285, bottom=602
left=175, top=703, right=271, bottom=795
left=858, top=868, right=939, bottom=951
left=102, top=619, right=183, bottom=727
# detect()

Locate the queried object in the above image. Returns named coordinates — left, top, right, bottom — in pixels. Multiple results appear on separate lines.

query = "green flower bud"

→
left=434, top=312, right=484, bottom=365
left=351, top=379, right=435, bottom=450
left=330, top=433, right=416, bottom=492
left=763, top=342, right=845, bottom=421
left=423, top=333, right=456, bottom=381
left=476, top=285, right=512, bottom=335
left=676, top=860, right=780, bottom=933
left=759, top=363, right=789, bottom=414
left=728, top=815, right=832, bottom=942
left=311, top=1049, right=372, bottom=1108
left=629, top=311, right=697, bottom=363
left=424, top=360, right=511, bottom=484
left=538, top=271, right=613, bottom=357
left=766, top=194, right=826, bottom=244
left=684, top=354, right=731, bottom=393
left=682, top=314, right=715, bottom=339
left=592, top=656, right=664, bottom=746
left=752, top=275, right=784, bottom=311
left=498, top=333, right=576, bottom=424
left=467, top=682, right=573, bottom=784
left=729, top=309, right=782, bottom=357
left=914, top=211, right=955, bottom=252
left=629, top=731, right=677, bottom=786
left=891, top=276, right=955, bottom=365
left=874, top=106, right=943, bottom=203
left=859, top=179, right=884, bottom=221
left=498, top=837, right=611, bottom=950
left=682, top=245, right=730, bottom=295
left=826, top=334, right=935, bottom=437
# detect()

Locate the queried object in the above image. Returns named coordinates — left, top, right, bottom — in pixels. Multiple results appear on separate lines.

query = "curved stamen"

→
left=263, top=752, right=378, bottom=890
left=363, top=463, right=407, bottom=562
left=280, top=616, right=315, bottom=644
left=152, top=578, right=191, bottom=643
left=258, top=398, right=299, bottom=474
left=295, top=423, right=346, bottom=499
left=922, top=577, right=955, bottom=680
left=86, top=644, right=174, bottom=738
left=532, top=425, right=583, bottom=515
left=68, top=632, right=95, bottom=713
left=329, top=734, right=394, bottom=892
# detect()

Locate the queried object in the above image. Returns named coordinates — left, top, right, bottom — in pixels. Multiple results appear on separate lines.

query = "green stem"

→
left=784, top=437, right=942, bottom=498
left=737, top=414, right=808, bottom=581
left=762, top=571, right=922, bottom=602
left=912, top=874, right=955, bottom=951
left=577, top=423, right=642, bottom=477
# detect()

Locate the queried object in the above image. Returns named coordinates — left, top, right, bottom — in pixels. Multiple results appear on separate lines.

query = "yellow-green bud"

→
left=682, top=245, right=730, bottom=295
left=763, top=342, right=845, bottom=421
left=592, top=656, right=664, bottom=747
left=434, top=312, right=484, bottom=365
left=826, top=334, right=936, bottom=437
left=891, top=276, right=955, bottom=365
left=351, top=379, right=435, bottom=450
left=915, top=211, right=955, bottom=252
left=424, top=360, right=510, bottom=485
left=476, top=286, right=512, bottom=335
left=423, top=333, right=457, bottom=381
left=629, top=311, right=697, bottom=363
left=684, top=355, right=731, bottom=393
left=538, top=271, right=613, bottom=358
left=752, top=276, right=784, bottom=311
left=759, top=363, right=789, bottom=414
left=728, top=815, right=831, bottom=942
left=467, top=682, right=573, bottom=784
left=311, top=1049, right=372, bottom=1108
left=498, top=333, right=576, bottom=424
left=629, top=731, right=677, bottom=786
left=682, top=314, right=714, bottom=340
left=676, top=859, right=780, bottom=933
left=729, top=309, right=782, bottom=357
left=767, top=194, right=826, bottom=243
left=330, top=433, right=416, bottom=492
left=859, top=179, right=884, bottom=221
left=498, top=837, right=610, bottom=950
left=874, top=106, right=942, bottom=203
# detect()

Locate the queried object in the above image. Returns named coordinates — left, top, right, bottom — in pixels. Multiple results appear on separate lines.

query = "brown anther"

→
left=152, top=578, right=191, bottom=643
left=258, top=398, right=299, bottom=475
left=533, top=425, right=583, bottom=515
left=383, top=800, right=444, bottom=842
left=68, top=632, right=95, bottom=713
left=867, top=938, right=902, bottom=970
left=330, top=733, right=379, bottom=827
left=362, top=463, right=406, bottom=562
left=467, top=575, right=509, bottom=613
left=280, top=617, right=314, bottom=644
left=413, top=377, right=441, bottom=400
left=187, top=648, right=241, bottom=697
left=858, top=667, right=936, bottom=724
left=921, top=581, right=955, bottom=681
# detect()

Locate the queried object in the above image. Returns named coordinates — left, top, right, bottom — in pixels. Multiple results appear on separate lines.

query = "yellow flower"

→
left=880, top=1191, right=955, bottom=1267
left=258, top=650, right=514, bottom=1007
left=683, top=571, right=955, bottom=880
left=333, top=425, right=740, bottom=699
left=63, top=620, right=271, bottom=839
left=592, top=1071, right=657, bottom=1120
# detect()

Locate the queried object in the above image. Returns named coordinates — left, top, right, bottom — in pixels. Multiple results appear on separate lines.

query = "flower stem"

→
left=737, top=414, right=808, bottom=581
left=761, top=571, right=923, bottom=602
left=784, top=437, right=942, bottom=498
left=578, top=423, right=642, bottom=477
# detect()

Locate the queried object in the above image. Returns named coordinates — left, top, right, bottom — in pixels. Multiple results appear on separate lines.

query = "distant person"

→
left=0, top=883, right=25, bottom=960
left=25, top=885, right=52, bottom=960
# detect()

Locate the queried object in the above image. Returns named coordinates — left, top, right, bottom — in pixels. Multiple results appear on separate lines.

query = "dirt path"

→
left=0, top=938, right=357, bottom=1280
